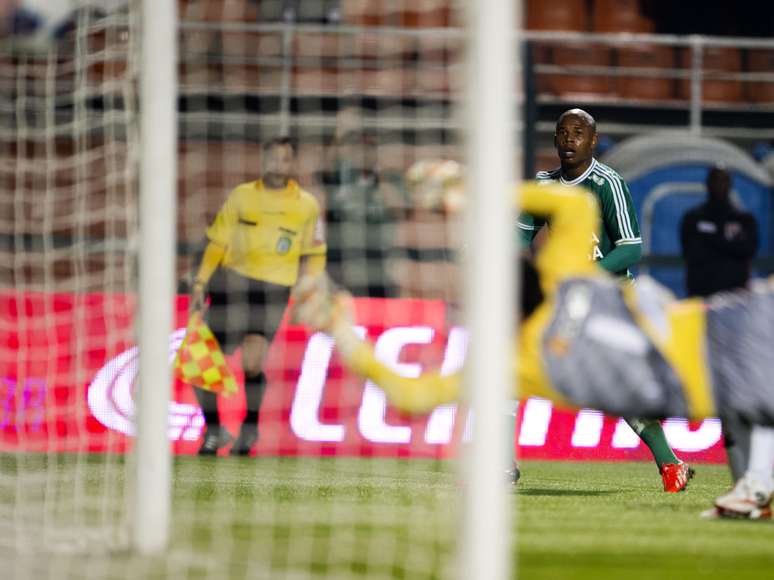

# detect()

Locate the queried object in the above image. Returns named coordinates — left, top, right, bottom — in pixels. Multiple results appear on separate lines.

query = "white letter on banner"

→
left=612, top=418, right=641, bottom=448
left=290, top=329, right=364, bottom=442
left=358, top=326, right=434, bottom=444
left=571, top=409, right=605, bottom=448
left=518, top=398, right=553, bottom=446
left=424, top=326, right=468, bottom=444
left=663, top=417, right=722, bottom=452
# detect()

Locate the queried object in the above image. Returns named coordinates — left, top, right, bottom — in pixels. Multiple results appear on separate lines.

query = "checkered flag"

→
left=174, top=312, right=238, bottom=397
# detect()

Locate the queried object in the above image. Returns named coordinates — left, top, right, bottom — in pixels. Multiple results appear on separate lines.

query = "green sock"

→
left=625, top=417, right=679, bottom=468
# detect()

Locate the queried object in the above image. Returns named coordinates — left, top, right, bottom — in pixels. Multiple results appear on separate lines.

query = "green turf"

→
left=516, top=461, right=774, bottom=580
left=3, top=456, right=774, bottom=579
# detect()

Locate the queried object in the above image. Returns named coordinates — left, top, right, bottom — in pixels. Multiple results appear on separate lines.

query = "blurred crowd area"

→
left=1, top=0, right=773, bottom=301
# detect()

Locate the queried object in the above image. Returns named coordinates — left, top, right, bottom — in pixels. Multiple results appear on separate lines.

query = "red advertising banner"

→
left=0, top=291, right=727, bottom=462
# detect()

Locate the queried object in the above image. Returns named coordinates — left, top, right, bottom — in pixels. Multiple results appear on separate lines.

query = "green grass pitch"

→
left=4, top=456, right=774, bottom=579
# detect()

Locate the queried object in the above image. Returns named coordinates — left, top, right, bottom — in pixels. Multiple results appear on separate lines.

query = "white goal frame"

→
left=133, top=0, right=178, bottom=554
left=130, top=0, right=518, bottom=574
left=461, top=1, right=518, bottom=579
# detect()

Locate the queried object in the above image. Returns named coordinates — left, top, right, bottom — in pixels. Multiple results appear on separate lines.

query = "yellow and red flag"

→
left=173, top=313, right=238, bottom=397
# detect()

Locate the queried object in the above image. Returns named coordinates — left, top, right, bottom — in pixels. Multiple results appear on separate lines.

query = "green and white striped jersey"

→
left=518, top=158, right=642, bottom=278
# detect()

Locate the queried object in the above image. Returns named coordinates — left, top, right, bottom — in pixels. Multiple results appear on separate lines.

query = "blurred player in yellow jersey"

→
left=191, top=137, right=326, bottom=456
left=293, top=172, right=774, bottom=519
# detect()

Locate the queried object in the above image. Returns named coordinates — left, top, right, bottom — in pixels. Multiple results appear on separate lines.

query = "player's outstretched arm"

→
left=291, top=176, right=602, bottom=414
left=292, top=275, right=461, bottom=414
left=518, top=182, right=600, bottom=292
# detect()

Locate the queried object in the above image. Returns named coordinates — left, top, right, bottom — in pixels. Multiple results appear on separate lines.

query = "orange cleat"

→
left=660, top=462, right=695, bottom=493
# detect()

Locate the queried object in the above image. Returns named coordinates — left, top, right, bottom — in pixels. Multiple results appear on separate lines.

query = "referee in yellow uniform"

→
left=191, top=137, right=326, bottom=455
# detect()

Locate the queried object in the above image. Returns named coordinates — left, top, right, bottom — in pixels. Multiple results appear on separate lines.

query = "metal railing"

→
left=174, top=21, right=774, bottom=141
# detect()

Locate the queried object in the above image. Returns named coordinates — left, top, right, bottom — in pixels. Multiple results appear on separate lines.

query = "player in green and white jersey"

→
left=515, top=109, right=692, bottom=492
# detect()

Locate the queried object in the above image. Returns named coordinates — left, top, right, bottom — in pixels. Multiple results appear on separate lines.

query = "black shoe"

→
left=197, top=427, right=233, bottom=456
left=506, top=463, right=521, bottom=485
left=230, top=424, right=259, bottom=456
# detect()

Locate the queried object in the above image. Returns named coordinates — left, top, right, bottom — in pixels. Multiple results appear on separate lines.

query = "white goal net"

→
left=0, top=0, right=138, bottom=571
left=1, top=1, right=515, bottom=578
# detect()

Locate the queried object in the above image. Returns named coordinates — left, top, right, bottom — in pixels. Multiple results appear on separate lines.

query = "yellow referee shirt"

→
left=204, top=179, right=326, bottom=287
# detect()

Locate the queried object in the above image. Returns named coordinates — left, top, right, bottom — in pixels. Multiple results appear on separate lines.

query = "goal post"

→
left=133, top=0, right=178, bottom=554
left=461, top=0, right=518, bottom=578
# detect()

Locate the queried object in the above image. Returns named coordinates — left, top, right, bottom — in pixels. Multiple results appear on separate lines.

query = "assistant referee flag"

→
left=174, top=313, right=238, bottom=397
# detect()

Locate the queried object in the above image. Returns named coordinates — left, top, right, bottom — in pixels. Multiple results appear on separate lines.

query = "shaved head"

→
left=556, top=108, right=597, bottom=135
left=554, top=108, right=598, bottom=179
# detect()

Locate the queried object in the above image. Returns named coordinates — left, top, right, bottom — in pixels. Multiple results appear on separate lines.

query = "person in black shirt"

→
left=680, top=163, right=759, bottom=485
left=681, top=164, right=758, bottom=298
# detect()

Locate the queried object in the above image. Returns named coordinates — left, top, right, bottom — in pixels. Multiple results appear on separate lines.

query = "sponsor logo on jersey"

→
left=275, top=236, right=292, bottom=255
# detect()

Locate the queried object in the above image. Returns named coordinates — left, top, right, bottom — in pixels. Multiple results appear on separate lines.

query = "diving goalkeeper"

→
left=292, top=180, right=774, bottom=519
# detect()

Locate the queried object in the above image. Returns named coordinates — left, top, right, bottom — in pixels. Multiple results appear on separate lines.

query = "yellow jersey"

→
left=332, top=182, right=722, bottom=421
left=205, top=179, right=326, bottom=287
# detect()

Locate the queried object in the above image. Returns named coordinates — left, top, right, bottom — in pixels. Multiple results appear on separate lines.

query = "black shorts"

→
left=204, top=268, right=291, bottom=354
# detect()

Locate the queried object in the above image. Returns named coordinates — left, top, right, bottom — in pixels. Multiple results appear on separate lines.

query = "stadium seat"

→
left=293, top=32, right=341, bottom=61
left=530, top=41, right=555, bottom=95
left=218, top=1, right=264, bottom=92
left=617, top=44, right=675, bottom=101
left=292, top=68, right=341, bottom=95
left=86, top=29, right=130, bottom=87
left=416, top=35, right=460, bottom=64
left=293, top=67, right=416, bottom=98
left=415, top=64, right=456, bottom=96
left=678, top=47, right=744, bottom=103
left=526, top=1, right=589, bottom=96
left=361, top=68, right=417, bottom=97
left=550, top=43, right=614, bottom=97
left=178, top=2, right=219, bottom=89
left=178, top=0, right=259, bottom=21
left=527, top=0, right=588, bottom=31
left=341, top=0, right=454, bottom=28
left=340, top=0, right=384, bottom=26
left=384, top=0, right=453, bottom=28
left=746, top=49, right=774, bottom=104
left=593, top=0, right=654, bottom=33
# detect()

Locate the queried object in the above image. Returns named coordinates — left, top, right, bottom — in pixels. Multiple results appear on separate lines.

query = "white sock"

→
left=746, top=425, right=774, bottom=495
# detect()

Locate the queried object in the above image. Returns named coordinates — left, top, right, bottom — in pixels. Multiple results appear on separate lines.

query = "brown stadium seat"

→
left=293, top=32, right=341, bottom=61
left=526, top=0, right=588, bottom=97
left=385, top=0, right=453, bottom=28
left=179, top=0, right=276, bottom=93
left=527, top=0, right=588, bottom=31
left=341, top=0, right=453, bottom=28
left=746, top=50, right=774, bottom=104
left=593, top=0, right=654, bottom=33
left=295, top=31, right=412, bottom=63
left=178, top=1, right=221, bottom=89
left=617, top=44, right=675, bottom=101
left=292, top=68, right=340, bottom=95
left=678, top=47, right=744, bottom=104
left=340, top=0, right=384, bottom=26
left=86, top=28, right=130, bottom=87
left=218, top=2, right=265, bottom=92
left=550, top=43, right=614, bottom=98
left=531, top=41, right=555, bottom=95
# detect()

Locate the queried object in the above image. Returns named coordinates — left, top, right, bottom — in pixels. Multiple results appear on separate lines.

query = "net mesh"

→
left=2, top=1, right=471, bottom=578
left=0, top=1, right=137, bottom=569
